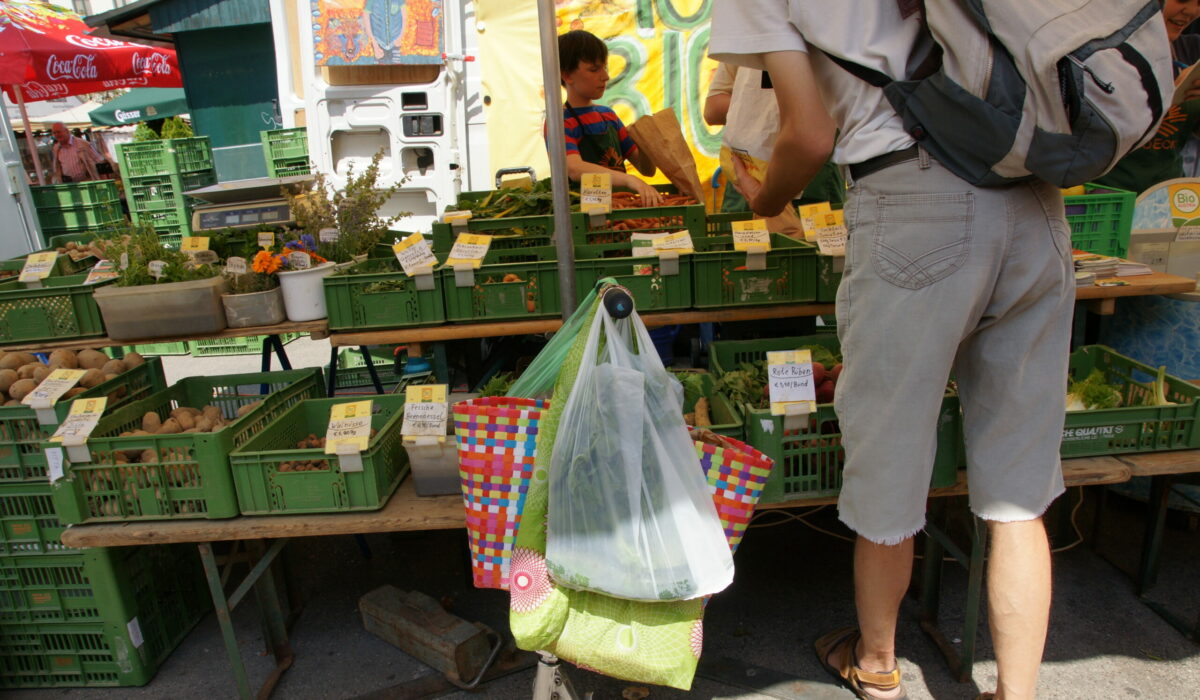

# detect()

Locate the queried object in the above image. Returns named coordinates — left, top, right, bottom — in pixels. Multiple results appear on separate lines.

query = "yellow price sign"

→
left=181, top=237, right=210, bottom=252
left=446, top=233, right=492, bottom=269
left=731, top=220, right=771, bottom=252
left=325, top=400, right=374, bottom=455
left=767, top=349, right=817, bottom=416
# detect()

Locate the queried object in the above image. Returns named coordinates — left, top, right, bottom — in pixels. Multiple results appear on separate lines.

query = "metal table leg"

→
left=260, top=334, right=293, bottom=372
left=919, top=499, right=988, bottom=683
left=327, top=345, right=340, bottom=396
left=359, top=345, right=385, bottom=394
left=198, top=540, right=295, bottom=699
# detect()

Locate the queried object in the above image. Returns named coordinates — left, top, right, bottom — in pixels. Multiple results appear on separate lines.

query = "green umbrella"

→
left=89, top=88, right=188, bottom=126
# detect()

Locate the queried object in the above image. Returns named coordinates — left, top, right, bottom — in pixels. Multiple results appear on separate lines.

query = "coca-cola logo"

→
left=101, top=77, right=149, bottom=89
left=65, top=34, right=128, bottom=51
left=114, top=109, right=142, bottom=123
left=131, top=53, right=173, bottom=76
left=45, top=54, right=97, bottom=81
left=19, top=81, right=68, bottom=100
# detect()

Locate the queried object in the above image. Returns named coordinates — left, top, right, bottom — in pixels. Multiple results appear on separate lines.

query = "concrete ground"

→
left=9, top=338, right=1200, bottom=699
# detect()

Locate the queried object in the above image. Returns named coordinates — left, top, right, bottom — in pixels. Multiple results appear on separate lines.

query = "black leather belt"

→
left=848, top=145, right=920, bottom=181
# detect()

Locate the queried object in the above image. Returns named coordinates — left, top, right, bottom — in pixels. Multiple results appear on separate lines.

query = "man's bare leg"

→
left=987, top=517, right=1052, bottom=700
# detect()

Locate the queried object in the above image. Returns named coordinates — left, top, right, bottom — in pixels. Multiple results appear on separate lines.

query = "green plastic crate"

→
left=691, top=234, right=818, bottom=308
left=703, top=211, right=752, bottom=235
left=48, top=368, right=325, bottom=524
left=29, top=182, right=119, bottom=209
left=324, top=257, right=445, bottom=331
left=0, top=544, right=208, bottom=688
left=126, top=171, right=216, bottom=214
left=229, top=394, right=409, bottom=515
left=189, top=333, right=300, bottom=357
left=326, top=347, right=405, bottom=390
left=1064, top=184, right=1135, bottom=257
left=430, top=214, right=556, bottom=256
left=572, top=204, right=706, bottom=246
left=0, top=275, right=109, bottom=345
left=120, top=342, right=190, bottom=357
left=130, top=205, right=189, bottom=230
left=261, top=127, right=309, bottom=160
left=0, top=483, right=66, bottom=556
left=440, top=246, right=562, bottom=322
left=267, top=157, right=312, bottom=178
left=0, top=358, right=168, bottom=483
left=572, top=242, right=693, bottom=312
left=34, top=201, right=123, bottom=231
left=675, top=371, right=743, bottom=440
left=1061, top=346, right=1200, bottom=457
left=710, top=335, right=962, bottom=502
left=817, top=253, right=843, bottom=303
left=116, top=137, right=214, bottom=178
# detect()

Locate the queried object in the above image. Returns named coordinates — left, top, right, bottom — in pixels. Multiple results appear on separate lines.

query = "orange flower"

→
left=253, top=251, right=282, bottom=274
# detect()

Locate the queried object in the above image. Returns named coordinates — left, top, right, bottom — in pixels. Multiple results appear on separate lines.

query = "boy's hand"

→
left=1185, top=78, right=1200, bottom=103
left=622, top=174, right=663, bottom=206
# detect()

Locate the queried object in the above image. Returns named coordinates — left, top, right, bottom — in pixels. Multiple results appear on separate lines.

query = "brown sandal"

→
left=814, top=627, right=908, bottom=699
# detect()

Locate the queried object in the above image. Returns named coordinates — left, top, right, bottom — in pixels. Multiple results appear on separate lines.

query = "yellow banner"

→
left=477, top=1, right=721, bottom=189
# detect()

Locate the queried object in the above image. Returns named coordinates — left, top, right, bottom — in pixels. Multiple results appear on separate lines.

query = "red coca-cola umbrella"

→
left=0, top=1, right=182, bottom=184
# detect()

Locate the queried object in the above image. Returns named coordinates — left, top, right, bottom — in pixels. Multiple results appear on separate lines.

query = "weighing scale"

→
left=185, top=174, right=316, bottom=232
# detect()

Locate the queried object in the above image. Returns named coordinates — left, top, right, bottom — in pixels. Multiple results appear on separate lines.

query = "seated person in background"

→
left=553, top=30, right=662, bottom=206
left=1097, top=0, right=1200, bottom=193
left=704, top=61, right=843, bottom=212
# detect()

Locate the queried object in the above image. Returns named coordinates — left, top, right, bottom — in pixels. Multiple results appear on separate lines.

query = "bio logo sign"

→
left=1169, top=183, right=1200, bottom=226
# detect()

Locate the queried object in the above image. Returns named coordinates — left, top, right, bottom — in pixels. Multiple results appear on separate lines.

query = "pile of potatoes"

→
left=276, top=428, right=378, bottom=472
left=118, top=399, right=263, bottom=437
left=56, top=238, right=116, bottom=262
left=0, top=348, right=144, bottom=406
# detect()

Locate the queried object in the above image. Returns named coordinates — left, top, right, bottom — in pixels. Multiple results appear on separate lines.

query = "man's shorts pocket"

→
left=872, top=192, right=974, bottom=290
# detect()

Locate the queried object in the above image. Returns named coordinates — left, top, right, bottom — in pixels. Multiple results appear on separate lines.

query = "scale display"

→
left=193, top=202, right=293, bottom=231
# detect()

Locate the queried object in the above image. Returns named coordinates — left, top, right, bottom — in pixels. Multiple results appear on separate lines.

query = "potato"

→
left=156, top=418, right=182, bottom=435
left=8, top=379, right=36, bottom=401
left=170, top=407, right=201, bottom=420
left=201, top=405, right=223, bottom=423
left=100, top=359, right=126, bottom=376
left=64, top=387, right=86, bottom=398
left=183, top=428, right=202, bottom=434
left=142, top=412, right=161, bottom=433
left=0, top=353, right=36, bottom=370
left=194, top=416, right=214, bottom=433
left=78, top=369, right=106, bottom=389
left=123, top=352, right=145, bottom=368
left=2, top=399, right=16, bottom=406
left=76, top=349, right=109, bottom=370
left=0, top=368, right=17, bottom=395
left=48, top=350, right=78, bottom=369
left=105, top=374, right=119, bottom=384
left=139, top=449, right=158, bottom=464
left=236, top=400, right=263, bottom=417
left=175, top=412, right=196, bottom=431
left=31, top=365, right=54, bottom=383
left=16, top=364, right=41, bottom=380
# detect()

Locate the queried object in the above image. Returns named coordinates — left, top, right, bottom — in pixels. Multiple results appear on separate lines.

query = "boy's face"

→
left=1164, top=0, right=1200, bottom=42
left=562, top=59, right=610, bottom=101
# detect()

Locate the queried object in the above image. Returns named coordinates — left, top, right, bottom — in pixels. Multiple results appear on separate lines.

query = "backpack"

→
left=819, top=0, right=1174, bottom=187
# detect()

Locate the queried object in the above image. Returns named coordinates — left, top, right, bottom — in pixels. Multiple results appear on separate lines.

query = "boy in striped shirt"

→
left=555, top=30, right=661, bottom=205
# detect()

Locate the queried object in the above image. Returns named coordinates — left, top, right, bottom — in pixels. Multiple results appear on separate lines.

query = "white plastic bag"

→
left=545, top=309, right=734, bottom=601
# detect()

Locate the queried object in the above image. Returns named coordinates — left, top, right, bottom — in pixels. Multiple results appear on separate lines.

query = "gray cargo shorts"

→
left=835, top=149, right=1072, bottom=544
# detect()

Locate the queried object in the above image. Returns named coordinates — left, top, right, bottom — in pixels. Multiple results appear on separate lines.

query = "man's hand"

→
left=729, top=155, right=772, bottom=216
left=620, top=174, right=663, bottom=206
left=1185, top=78, right=1200, bottom=104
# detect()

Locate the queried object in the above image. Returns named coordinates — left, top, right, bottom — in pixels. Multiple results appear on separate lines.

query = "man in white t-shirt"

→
left=712, top=3, right=1074, bottom=700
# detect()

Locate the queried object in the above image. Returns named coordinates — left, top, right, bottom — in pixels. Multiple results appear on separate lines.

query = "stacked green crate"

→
left=261, top=127, right=311, bottom=177
left=189, top=333, right=301, bottom=357
left=117, top=138, right=218, bottom=247
left=30, top=182, right=124, bottom=244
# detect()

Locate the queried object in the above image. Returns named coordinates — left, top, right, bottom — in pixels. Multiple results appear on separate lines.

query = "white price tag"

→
left=148, top=260, right=166, bottom=279
left=325, top=400, right=373, bottom=472
left=580, top=172, right=613, bottom=214
left=288, top=251, right=311, bottom=270
left=23, top=369, right=86, bottom=425
left=225, top=256, right=248, bottom=275
left=442, top=210, right=473, bottom=227
left=392, top=233, right=438, bottom=276
left=815, top=228, right=848, bottom=257
left=401, top=385, right=448, bottom=438
left=51, top=397, right=107, bottom=462
left=127, top=617, right=144, bottom=648
left=767, top=350, right=816, bottom=416
left=319, top=228, right=340, bottom=242
left=651, top=231, right=694, bottom=255
left=46, top=447, right=65, bottom=483
left=119, top=252, right=129, bottom=270
left=731, top=220, right=772, bottom=252
left=445, top=234, right=492, bottom=270
left=84, top=259, right=118, bottom=285
left=258, top=231, right=275, bottom=249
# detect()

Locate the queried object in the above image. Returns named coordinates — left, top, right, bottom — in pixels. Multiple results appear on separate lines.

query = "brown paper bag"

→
left=627, top=108, right=706, bottom=205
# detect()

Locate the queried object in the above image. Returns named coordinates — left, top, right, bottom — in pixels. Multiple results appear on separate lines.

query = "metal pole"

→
left=15, top=86, right=45, bottom=186
left=536, top=0, right=577, bottom=318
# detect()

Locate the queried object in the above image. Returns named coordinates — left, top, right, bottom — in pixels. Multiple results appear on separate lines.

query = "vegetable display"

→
left=0, top=348, right=145, bottom=406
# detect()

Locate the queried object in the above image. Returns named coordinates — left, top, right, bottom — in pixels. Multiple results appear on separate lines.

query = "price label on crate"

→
left=225, top=256, right=248, bottom=276
left=325, top=400, right=373, bottom=472
left=731, top=220, right=772, bottom=251
left=441, top=210, right=473, bottom=227
left=84, top=259, right=118, bottom=285
left=651, top=230, right=695, bottom=255
left=580, top=172, right=612, bottom=214
left=19, top=251, right=57, bottom=284
left=402, top=384, right=448, bottom=440
left=148, top=260, right=167, bottom=279
left=446, top=233, right=492, bottom=269
left=812, top=210, right=848, bottom=256
left=288, top=251, right=311, bottom=270
left=767, top=349, right=817, bottom=416
left=393, top=233, right=437, bottom=276
left=798, top=202, right=833, bottom=241
left=50, top=397, right=107, bottom=462
left=181, top=236, right=210, bottom=252
left=319, top=228, right=340, bottom=243
left=23, top=369, right=87, bottom=425
left=258, top=231, right=275, bottom=250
